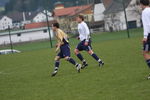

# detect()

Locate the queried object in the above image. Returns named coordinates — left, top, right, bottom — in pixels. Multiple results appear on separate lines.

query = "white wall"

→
left=94, top=3, right=105, bottom=21
left=104, top=0, right=141, bottom=31
left=0, top=16, right=13, bottom=30
left=33, top=12, right=54, bottom=23
left=0, top=29, right=54, bottom=45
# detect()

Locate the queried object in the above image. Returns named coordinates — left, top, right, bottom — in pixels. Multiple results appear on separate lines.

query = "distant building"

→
left=54, top=3, right=93, bottom=22
left=0, top=27, right=54, bottom=45
left=0, top=16, right=12, bottom=30
left=94, top=0, right=105, bottom=21
left=54, top=1, right=65, bottom=10
left=103, top=0, right=141, bottom=31
left=0, top=11, right=54, bottom=30
left=33, top=10, right=54, bottom=23
left=7, top=12, right=38, bottom=29
left=53, top=1, right=93, bottom=33
left=92, top=0, right=105, bottom=32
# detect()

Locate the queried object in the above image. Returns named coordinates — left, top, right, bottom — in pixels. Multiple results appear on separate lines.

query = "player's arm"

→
left=82, top=23, right=90, bottom=45
left=55, top=39, right=61, bottom=53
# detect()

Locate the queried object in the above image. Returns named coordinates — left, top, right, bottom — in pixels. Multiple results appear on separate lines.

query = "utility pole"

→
left=44, top=0, right=53, bottom=48
left=115, top=0, right=130, bottom=38
left=122, top=0, right=130, bottom=38
left=45, top=10, right=53, bottom=48
left=8, top=26, right=13, bottom=53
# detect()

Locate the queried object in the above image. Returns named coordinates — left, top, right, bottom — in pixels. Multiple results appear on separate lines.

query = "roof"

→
left=25, top=12, right=38, bottom=20
left=24, top=20, right=57, bottom=29
left=7, top=12, right=38, bottom=22
left=0, top=16, right=12, bottom=20
left=103, top=0, right=132, bottom=14
left=54, top=4, right=93, bottom=17
left=102, top=0, right=113, bottom=9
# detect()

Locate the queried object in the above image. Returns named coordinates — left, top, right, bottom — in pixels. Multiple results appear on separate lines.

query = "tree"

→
left=4, top=0, right=90, bottom=13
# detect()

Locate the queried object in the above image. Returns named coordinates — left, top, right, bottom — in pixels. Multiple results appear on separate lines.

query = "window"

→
left=94, top=0, right=102, bottom=4
left=17, top=33, right=21, bottom=37
left=43, top=29, right=47, bottom=33
left=128, top=21, right=137, bottom=29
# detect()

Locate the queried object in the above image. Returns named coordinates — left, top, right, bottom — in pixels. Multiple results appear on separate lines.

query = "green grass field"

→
left=0, top=28, right=150, bottom=100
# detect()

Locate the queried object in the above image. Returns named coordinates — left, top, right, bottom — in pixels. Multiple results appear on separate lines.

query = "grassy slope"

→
left=0, top=29, right=150, bottom=100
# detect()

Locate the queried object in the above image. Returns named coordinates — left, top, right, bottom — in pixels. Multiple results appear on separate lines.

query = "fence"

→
left=0, top=27, right=143, bottom=53
left=0, top=0, right=144, bottom=53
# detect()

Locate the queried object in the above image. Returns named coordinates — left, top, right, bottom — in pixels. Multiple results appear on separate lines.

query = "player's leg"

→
left=74, top=48, right=88, bottom=68
left=62, top=44, right=81, bottom=73
left=64, top=56, right=81, bottom=73
left=143, top=51, right=150, bottom=68
left=87, top=48, right=104, bottom=67
left=51, top=56, right=61, bottom=77
left=143, top=51, right=150, bottom=79
left=143, top=42, right=150, bottom=79
left=74, top=42, right=88, bottom=68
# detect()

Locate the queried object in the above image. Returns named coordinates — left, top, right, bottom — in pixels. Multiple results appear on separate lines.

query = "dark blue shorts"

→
left=76, top=39, right=92, bottom=51
left=143, top=34, right=150, bottom=52
left=57, top=44, right=71, bottom=58
left=143, top=42, right=150, bottom=52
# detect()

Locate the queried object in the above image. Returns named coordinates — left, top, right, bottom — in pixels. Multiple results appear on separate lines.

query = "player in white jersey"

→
left=74, top=15, right=104, bottom=69
left=140, top=0, right=150, bottom=79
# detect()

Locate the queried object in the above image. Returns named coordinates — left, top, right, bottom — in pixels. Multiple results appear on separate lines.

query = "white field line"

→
left=0, top=71, right=10, bottom=75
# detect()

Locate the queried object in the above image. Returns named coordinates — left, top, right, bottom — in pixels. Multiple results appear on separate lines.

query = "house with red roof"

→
left=53, top=2, right=93, bottom=33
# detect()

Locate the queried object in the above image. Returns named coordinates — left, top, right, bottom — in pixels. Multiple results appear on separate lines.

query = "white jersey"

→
left=78, top=21, right=90, bottom=41
left=142, top=7, right=150, bottom=38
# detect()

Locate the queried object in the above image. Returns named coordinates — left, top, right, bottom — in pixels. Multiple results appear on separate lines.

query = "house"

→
left=102, top=0, right=141, bottom=31
left=33, top=10, right=54, bottom=23
left=0, top=11, right=54, bottom=30
left=0, top=16, right=13, bottom=30
left=7, top=12, right=38, bottom=29
left=54, top=3, right=93, bottom=22
left=0, top=11, right=55, bottom=30
left=53, top=2, right=93, bottom=33
left=0, top=27, right=54, bottom=45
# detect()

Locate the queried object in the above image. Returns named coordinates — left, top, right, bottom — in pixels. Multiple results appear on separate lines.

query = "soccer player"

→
left=140, top=0, right=150, bottom=79
left=51, top=23, right=81, bottom=77
left=74, top=15, right=104, bottom=69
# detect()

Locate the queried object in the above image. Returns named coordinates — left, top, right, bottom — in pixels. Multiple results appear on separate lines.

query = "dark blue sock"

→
left=76, top=53, right=84, bottom=61
left=146, top=59, right=150, bottom=68
left=68, top=58, right=77, bottom=66
left=91, top=53, right=101, bottom=62
left=55, top=61, right=60, bottom=70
